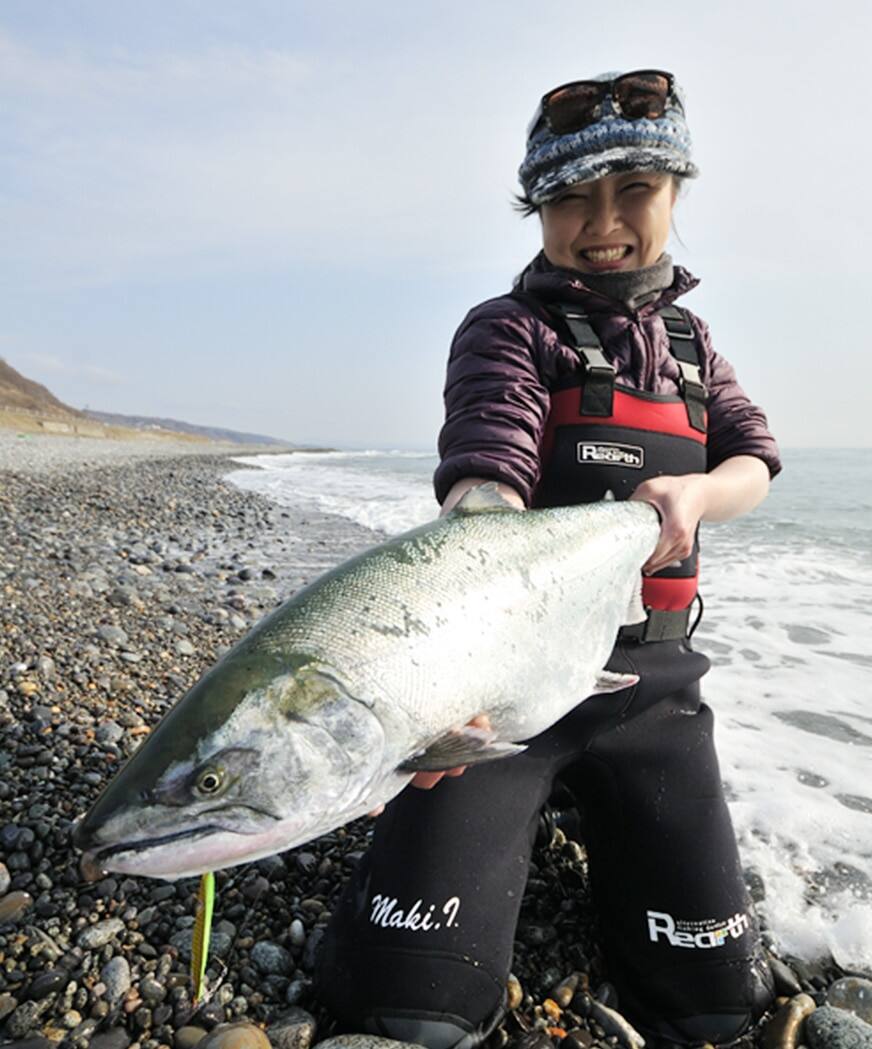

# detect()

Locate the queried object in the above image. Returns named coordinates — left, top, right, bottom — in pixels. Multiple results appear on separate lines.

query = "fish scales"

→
left=73, top=493, right=659, bottom=880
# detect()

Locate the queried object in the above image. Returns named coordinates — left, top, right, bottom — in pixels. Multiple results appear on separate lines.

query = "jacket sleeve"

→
left=433, top=306, right=550, bottom=507
left=691, top=315, right=782, bottom=478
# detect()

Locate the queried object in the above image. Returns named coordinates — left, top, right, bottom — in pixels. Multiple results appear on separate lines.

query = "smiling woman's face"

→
left=540, top=171, right=677, bottom=274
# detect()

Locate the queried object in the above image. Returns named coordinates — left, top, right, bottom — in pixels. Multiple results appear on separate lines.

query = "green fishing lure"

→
left=191, top=871, right=215, bottom=1007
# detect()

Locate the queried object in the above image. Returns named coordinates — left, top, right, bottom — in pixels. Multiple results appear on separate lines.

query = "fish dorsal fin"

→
left=453, top=482, right=518, bottom=514
left=398, top=724, right=526, bottom=772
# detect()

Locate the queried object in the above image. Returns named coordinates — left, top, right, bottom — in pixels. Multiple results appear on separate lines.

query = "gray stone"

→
left=101, top=955, right=131, bottom=1002
left=284, top=979, right=309, bottom=1006
left=175, top=639, right=196, bottom=656
left=0, top=993, right=17, bottom=1020
left=3, top=998, right=51, bottom=1039
left=288, top=919, right=305, bottom=948
left=251, top=940, right=293, bottom=976
left=170, top=927, right=232, bottom=960
left=96, top=720, right=125, bottom=744
left=139, top=975, right=167, bottom=1004
left=97, top=624, right=129, bottom=647
left=77, top=917, right=125, bottom=949
left=807, top=1006, right=872, bottom=1049
left=830, top=978, right=872, bottom=1024
left=0, top=862, right=10, bottom=895
left=268, top=1006, right=317, bottom=1049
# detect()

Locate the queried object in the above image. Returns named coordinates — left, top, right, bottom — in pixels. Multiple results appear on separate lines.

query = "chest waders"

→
left=313, top=298, right=773, bottom=1048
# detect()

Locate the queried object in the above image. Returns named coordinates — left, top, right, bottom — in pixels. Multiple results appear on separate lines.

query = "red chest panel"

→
left=532, top=383, right=708, bottom=612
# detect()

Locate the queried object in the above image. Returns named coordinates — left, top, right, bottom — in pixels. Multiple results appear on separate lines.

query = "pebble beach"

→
left=0, top=435, right=868, bottom=1049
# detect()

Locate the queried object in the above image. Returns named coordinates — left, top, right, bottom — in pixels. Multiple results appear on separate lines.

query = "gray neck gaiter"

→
left=573, top=252, right=675, bottom=310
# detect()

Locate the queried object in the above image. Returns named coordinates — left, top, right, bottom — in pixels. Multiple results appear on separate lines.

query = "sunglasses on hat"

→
left=528, top=70, right=680, bottom=139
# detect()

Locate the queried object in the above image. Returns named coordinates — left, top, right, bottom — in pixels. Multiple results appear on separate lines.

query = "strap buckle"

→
left=619, top=605, right=692, bottom=643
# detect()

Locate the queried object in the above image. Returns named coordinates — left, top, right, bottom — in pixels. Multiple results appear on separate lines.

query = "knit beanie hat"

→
left=518, top=70, right=699, bottom=206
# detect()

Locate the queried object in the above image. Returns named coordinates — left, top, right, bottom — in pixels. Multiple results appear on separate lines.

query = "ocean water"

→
left=228, top=448, right=872, bottom=972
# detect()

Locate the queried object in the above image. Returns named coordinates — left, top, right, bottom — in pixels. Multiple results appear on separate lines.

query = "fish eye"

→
left=196, top=768, right=224, bottom=795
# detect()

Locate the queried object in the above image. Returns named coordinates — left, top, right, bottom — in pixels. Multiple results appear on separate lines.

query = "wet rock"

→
left=588, top=1000, right=645, bottom=1049
left=552, top=972, right=579, bottom=1008
left=507, top=973, right=523, bottom=1011
left=763, top=993, right=819, bottom=1049
left=807, top=1006, right=872, bottom=1049
left=288, top=919, right=305, bottom=948
left=301, top=926, right=324, bottom=972
left=0, top=890, right=33, bottom=924
left=25, top=968, right=69, bottom=1000
left=829, top=978, right=872, bottom=1024
left=769, top=956, right=803, bottom=998
left=0, top=1038, right=54, bottom=1049
left=506, top=1033, right=553, bottom=1049
left=563, top=1030, right=594, bottom=1049
left=78, top=917, right=125, bottom=949
left=100, top=955, right=131, bottom=1002
left=91, top=1029, right=133, bottom=1049
left=170, top=927, right=233, bottom=960
left=139, top=975, right=167, bottom=1004
left=268, top=1007, right=316, bottom=1049
left=176, top=1027, right=209, bottom=1049
left=0, top=861, right=10, bottom=895
left=198, top=1022, right=272, bottom=1048
left=284, top=979, right=309, bottom=1007
left=0, top=993, right=17, bottom=1021
left=251, top=941, right=293, bottom=976
left=314, top=1040, right=428, bottom=1049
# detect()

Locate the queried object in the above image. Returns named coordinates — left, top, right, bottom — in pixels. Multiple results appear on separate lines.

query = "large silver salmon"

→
left=74, top=486, right=660, bottom=880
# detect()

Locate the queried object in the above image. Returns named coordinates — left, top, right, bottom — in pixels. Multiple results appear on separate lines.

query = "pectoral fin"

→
left=591, top=670, right=638, bottom=695
left=452, top=482, right=519, bottom=514
left=399, top=725, right=526, bottom=772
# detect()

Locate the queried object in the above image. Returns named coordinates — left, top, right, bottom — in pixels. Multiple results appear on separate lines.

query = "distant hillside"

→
left=84, top=410, right=291, bottom=447
left=0, top=358, right=80, bottom=417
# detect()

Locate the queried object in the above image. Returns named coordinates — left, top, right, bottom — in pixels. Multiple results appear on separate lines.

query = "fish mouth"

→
left=80, top=823, right=226, bottom=882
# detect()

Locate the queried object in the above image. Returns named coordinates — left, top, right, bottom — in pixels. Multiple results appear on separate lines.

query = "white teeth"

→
left=582, top=247, right=629, bottom=262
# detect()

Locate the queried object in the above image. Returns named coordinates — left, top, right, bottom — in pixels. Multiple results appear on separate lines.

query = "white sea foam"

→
left=228, top=448, right=872, bottom=972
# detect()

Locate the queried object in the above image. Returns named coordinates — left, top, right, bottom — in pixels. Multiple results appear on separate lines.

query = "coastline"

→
left=0, top=438, right=851, bottom=1048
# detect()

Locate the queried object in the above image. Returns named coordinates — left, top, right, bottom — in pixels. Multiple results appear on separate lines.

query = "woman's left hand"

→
left=629, top=473, right=710, bottom=576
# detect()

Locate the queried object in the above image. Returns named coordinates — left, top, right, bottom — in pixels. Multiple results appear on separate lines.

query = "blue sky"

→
left=2, top=0, right=870, bottom=448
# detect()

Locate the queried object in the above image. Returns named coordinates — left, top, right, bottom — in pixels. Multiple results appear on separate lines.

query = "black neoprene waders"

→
left=314, top=638, right=772, bottom=1048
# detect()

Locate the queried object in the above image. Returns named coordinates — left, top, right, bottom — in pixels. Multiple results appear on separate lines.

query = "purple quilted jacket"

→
left=433, top=257, right=782, bottom=507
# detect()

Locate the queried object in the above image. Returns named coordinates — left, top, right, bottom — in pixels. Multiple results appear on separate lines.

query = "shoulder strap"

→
left=511, top=292, right=615, bottom=417
left=658, top=305, right=707, bottom=433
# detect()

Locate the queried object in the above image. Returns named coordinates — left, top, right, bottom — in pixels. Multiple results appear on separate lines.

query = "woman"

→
left=316, top=70, right=781, bottom=1048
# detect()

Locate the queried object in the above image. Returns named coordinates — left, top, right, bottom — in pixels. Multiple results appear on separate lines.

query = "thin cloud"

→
left=17, top=352, right=124, bottom=386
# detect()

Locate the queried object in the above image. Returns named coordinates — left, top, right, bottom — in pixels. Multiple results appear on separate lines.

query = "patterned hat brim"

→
left=523, top=146, right=700, bottom=206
